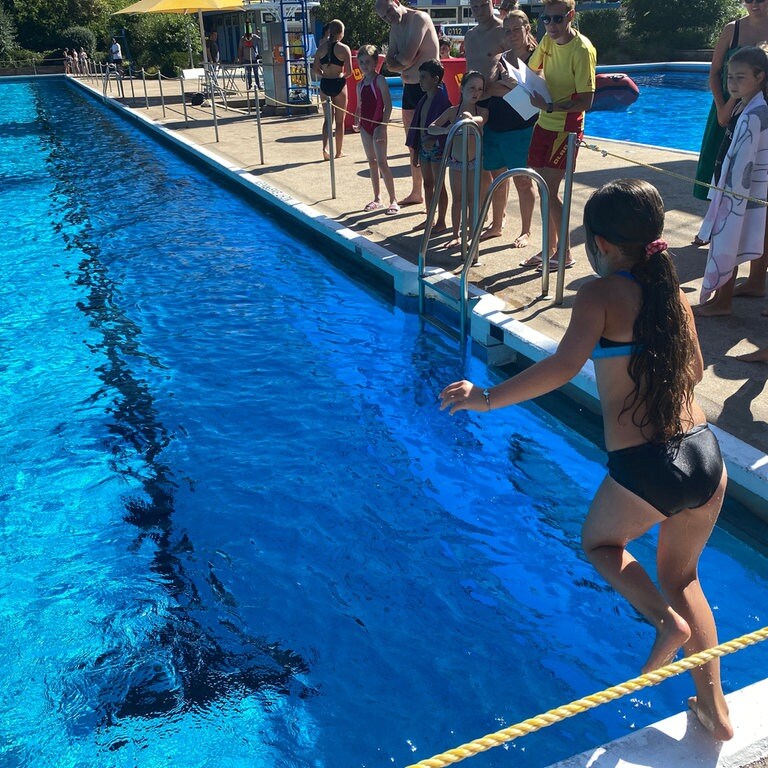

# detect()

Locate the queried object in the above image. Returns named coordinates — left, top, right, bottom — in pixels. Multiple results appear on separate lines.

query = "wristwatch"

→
left=546, top=102, right=554, bottom=113
left=482, top=388, right=492, bottom=410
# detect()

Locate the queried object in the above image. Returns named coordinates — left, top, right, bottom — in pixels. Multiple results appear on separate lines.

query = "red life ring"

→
left=590, top=73, right=640, bottom=112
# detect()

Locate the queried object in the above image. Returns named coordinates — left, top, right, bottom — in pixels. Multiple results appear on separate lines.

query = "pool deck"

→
left=79, top=76, right=768, bottom=520
left=65, top=76, right=768, bottom=768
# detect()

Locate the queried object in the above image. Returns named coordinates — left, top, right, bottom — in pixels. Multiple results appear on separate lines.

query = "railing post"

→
left=158, top=71, right=166, bottom=117
left=142, top=68, right=149, bottom=109
left=324, top=96, right=336, bottom=199
left=254, top=86, right=265, bottom=165
left=180, top=77, right=189, bottom=126
left=210, top=83, right=219, bottom=142
left=555, top=132, right=578, bottom=305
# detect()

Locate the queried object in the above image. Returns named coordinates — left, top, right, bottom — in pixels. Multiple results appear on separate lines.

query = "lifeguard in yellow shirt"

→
left=521, top=0, right=596, bottom=270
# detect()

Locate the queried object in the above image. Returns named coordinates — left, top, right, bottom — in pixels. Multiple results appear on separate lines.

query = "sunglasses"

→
left=541, top=13, right=569, bottom=23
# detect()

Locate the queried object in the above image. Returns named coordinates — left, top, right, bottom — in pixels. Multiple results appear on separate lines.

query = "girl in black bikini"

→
left=440, top=179, right=734, bottom=742
left=312, top=19, right=353, bottom=160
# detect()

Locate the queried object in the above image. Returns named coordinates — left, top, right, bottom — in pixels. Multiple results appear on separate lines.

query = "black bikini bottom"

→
left=607, top=425, right=723, bottom=516
left=320, top=77, right=346, bottom=98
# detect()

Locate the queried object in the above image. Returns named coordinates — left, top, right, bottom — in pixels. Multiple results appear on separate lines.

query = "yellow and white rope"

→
left=406, top=625, right=768, bottom=768
left=580, top=139, right=768, bottom=207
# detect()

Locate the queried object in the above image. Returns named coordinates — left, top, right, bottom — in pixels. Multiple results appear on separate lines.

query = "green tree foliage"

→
left=316, top=0, right=388, bottom=51
left=576, top=9, right=623, bottom=63
left=121, top=13, right=200, bottom=75
left=623, top=0, right=742, bottom=52
left=4, top=0, right=116, bottom=50
left=0, top=7, right=18, bottom=59
left=61, top=25, right=96, bottom=56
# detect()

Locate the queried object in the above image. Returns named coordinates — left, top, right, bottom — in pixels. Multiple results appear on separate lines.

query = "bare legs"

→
left=421, top=161, right=447, bottom=232
left=733, top=222, right=768, bottom=297
left=581, top=472, right=733, bottom=741
left=694, top=268, right=737, bottom=317
left=447, top=167, right=477, bottom=249
left=400, top=108, right=423, bottom=205
left=512, top=175, right=535, bottom=248
left=480, top=168, right=507, bottom=240
left=322, top=90, right=348, bottom=160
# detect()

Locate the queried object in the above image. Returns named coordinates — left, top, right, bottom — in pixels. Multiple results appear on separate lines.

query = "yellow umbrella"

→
left=115, top=0, right=245, bottom=64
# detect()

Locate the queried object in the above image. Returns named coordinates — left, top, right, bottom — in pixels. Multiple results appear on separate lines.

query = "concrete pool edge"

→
left=68, top=76, right=768, bottom=521
left=544, top=677, right=768, bottom=768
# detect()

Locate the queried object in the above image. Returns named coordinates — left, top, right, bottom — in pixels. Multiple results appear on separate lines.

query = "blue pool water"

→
left=1, top=78, right=766, bottom=768
left=390, top=70, right=710, bottom=152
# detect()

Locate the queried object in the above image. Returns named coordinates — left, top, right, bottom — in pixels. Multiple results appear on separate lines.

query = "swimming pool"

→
left=2, top=78, right=766, bottom=768
left=390, top=69, right=711, bottom=152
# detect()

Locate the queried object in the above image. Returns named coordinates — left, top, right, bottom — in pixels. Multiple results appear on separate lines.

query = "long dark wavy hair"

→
left=583, top=179, right=697, bottom=443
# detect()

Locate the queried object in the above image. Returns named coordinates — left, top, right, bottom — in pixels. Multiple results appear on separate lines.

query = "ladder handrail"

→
left=418, top=131, right=579, bottom=341
left=418, top=117, right=483, bottom=314
left=463, top=168, right=550, bottom=329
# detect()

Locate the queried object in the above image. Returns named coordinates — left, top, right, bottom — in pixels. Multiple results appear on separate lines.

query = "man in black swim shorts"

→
left=376, top=0, right=440, bottom=205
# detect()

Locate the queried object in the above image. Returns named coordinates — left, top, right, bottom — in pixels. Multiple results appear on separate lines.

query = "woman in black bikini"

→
left=312, top=19, right=353, bottom=160
left=441, top=179, right=734, bottom=742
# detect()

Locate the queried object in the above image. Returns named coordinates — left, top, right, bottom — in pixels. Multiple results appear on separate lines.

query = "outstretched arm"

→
left=440, top=280, right=605, bottom=414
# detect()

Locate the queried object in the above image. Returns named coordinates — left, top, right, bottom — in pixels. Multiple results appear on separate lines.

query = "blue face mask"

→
left=584, top=222, right=613, bottom=277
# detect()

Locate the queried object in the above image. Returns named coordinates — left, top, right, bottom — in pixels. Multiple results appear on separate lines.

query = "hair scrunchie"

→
left=645, top=238, right=668, bottom=257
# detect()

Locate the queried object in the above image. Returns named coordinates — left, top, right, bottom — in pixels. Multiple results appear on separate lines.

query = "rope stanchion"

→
left=406, top=626, right=768, bottom=768
left=324, top=96, right=337, bottom=199
left=158, top=71, right=165, bottom=117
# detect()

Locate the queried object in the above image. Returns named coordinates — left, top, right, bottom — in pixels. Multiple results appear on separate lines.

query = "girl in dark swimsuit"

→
left=312, top=19, right=353, bottom=160
left=440, top=179, right=734, bottom=742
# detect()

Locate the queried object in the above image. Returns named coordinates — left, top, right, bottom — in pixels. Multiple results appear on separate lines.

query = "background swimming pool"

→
left=390, top=70, right=710, bottom=152
left=1, top=78, right=766, bottom=768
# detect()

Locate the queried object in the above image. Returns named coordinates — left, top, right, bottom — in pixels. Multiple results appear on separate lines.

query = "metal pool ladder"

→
left=418, top=132, right=579, bottom=343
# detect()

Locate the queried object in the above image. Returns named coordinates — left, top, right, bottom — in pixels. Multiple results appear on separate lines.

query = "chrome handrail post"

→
left=555, top=132, right=578, bottom=305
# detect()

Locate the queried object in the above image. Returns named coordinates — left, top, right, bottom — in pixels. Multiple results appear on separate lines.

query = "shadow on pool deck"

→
left=74, top=75, right=768, bottom=504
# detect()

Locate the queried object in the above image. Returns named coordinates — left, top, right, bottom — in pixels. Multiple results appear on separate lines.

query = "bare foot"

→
left=399, top=194, right=423, bottom=207
left=693, top=302, right=732, bottom=317
left=733, top=348, right=768, bottom=363
left=512, top=232, right=531, bottom=249
left=688, top=696, right=734, bottom=741
left=433, top=221, right=448, bottom=234
left=733, top=282, right=766, bottom=298
left=323, top=150, right=330, bottom=161
left=334, top=151, right=347, bottom=158
left=642, top=612, right=690, bottom=674
left=445, top=237, right=461, bottom=248
left=479, top=227, right=503, bottom=242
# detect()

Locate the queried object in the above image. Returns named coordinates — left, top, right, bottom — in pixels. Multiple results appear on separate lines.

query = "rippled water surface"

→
left=1, top=79, right=766, bottom=768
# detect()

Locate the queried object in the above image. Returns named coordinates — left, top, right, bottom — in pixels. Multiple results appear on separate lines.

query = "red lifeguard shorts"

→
left=527, top=124, right=583, bottom=170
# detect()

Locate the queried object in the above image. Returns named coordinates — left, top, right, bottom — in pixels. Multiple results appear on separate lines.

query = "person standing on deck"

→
left=521, top=0, right=595, bottom=271
left=375, top=0, right=440, bottom=206
left=464, top=0, right=538, bottom=249
left=238, top=29, right=261, bottom=91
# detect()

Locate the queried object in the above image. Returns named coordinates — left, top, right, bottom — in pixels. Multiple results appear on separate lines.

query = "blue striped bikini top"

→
left=591, top=270, right=640, bottom=360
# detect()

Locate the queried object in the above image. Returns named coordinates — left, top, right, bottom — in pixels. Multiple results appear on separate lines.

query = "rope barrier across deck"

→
left=406, top=625, right=768, bottom=768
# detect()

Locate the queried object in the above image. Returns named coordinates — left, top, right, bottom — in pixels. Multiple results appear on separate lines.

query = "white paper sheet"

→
left=501, top=56, right=552, bottom=103
left=501, top=82, right=539, bottom=120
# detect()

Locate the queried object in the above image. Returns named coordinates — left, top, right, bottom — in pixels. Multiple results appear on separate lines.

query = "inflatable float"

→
left=590, top=73, right=640, bottom=112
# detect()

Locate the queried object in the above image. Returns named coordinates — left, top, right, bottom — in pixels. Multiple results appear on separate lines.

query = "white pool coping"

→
left=545, top=677, right=768, bottom=768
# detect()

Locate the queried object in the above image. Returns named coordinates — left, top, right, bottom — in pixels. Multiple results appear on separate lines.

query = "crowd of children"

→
left=319, top=12, right=768, bottom=362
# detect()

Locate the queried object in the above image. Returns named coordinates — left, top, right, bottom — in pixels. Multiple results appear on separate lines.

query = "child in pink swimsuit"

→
left=353, top=45, right=399, bottom=215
